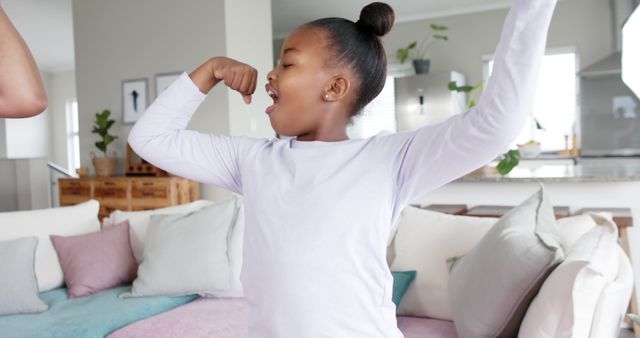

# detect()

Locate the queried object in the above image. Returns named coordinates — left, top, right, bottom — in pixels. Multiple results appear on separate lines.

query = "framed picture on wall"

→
left=122, top=78, right=148, bottom=124
left=155, top=72, right=181, bottom=99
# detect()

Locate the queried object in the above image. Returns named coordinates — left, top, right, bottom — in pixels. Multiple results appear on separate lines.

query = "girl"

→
left=128, top=1, right=558, bottom=337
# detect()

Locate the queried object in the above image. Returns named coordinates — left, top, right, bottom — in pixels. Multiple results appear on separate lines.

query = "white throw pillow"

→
left=554, top=214, right=598, bottom=252
left=519, top=213, right=620, bottom=338
left=107, top=200, right=216, bottom=262
left=121, top=196, right=240, bottom=298
left=390, top=206, right=498, bottom=320
left=0, top=200, right=101, bottom=291
left=108, top=197, right=246, bottom=297
left=589, top=246, right=634, bottom=338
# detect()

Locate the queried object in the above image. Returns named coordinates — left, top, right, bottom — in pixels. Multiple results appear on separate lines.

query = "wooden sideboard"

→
left=59, top=176, right=200, bottom=221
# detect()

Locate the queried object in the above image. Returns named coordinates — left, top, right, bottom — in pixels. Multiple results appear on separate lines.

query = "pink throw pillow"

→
left=50, top=220, right=138, bottom=298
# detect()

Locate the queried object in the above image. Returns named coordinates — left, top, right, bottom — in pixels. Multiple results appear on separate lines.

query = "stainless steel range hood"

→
left=579, top=52, right=621, bottom=79
left=579, top=0, right=640, bottom=157
left=579, top=0, right=635, bottom=79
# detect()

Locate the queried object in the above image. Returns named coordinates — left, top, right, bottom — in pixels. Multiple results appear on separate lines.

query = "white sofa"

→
left=1, top=197, right=634, bottom=338
left=387, top=205, right=634, bottom=338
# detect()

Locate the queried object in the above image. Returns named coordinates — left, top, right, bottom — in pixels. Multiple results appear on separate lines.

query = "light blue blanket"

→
left=0, top=286, right=197, bottom=338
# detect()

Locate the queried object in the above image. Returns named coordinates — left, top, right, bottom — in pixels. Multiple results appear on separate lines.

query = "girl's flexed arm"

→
left=190, top=56, right=257, bottom=102
left=128, top=57, right=262, bottom=194
left=386, top=0, right=558, bottom=207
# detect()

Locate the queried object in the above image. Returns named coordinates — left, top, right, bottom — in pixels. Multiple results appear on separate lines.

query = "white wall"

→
left=48, top=70, right=77, bottom=171
left=15, top=158, right=50, bottom=210
left=72, top=0, right=273, bottom=202
left=0, top=159, right=18, bottom=211
left=72, top=0, right=227, bottom=179
left=225, top=0, right=276, bottom=138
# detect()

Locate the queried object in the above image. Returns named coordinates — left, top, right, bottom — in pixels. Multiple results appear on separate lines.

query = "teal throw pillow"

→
left=391, top=270, right=417, bottom=308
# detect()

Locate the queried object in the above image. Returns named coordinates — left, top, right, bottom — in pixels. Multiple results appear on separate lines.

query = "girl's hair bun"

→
left=357, top=2, right=395, bottom=37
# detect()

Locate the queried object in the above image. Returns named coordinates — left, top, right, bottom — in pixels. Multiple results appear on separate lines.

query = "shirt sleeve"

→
left=127, top=72, right=265, bottom=195
left=383, top=0, right=558, bottom=208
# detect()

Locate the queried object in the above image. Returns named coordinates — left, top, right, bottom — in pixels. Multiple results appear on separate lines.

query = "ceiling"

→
left=2, top=0, right=513, bottom=73
left=272, top=0, right=513, bottom=38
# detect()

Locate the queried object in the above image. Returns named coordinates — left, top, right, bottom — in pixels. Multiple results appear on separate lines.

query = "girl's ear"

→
left=322, top=76, right=351, bottom=102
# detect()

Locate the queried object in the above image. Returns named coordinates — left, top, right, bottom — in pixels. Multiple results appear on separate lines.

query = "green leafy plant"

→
left=92, top=109, right=117, bottom=157
left=396, top=24, right=449, bottom=63
left=448, top=81, right=483, bottom=109
left=448, top=80, right=521, bottom=176
left=496, top=149, right=522, bottom=175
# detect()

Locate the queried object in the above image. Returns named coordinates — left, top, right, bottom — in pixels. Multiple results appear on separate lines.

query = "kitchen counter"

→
left=458, top=159, right=640, bottom=183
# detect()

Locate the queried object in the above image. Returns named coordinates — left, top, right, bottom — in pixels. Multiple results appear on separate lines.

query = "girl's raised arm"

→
left=387, top=0, right=558, bottom=207
left=128, top=57, right=264, bottom=194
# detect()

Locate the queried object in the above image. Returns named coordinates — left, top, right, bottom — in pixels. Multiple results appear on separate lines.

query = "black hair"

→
left=306, top=2, right=394, bottom=118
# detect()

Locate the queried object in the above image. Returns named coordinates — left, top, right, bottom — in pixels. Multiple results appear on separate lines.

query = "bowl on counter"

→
left=518, top=142, right=541, bottom=158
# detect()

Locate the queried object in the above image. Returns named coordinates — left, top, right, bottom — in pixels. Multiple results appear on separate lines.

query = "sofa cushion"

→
left=390, top=207, right=497, bottom=320
left=0, top=200, right=101, bottom=291
left=121, top=196, right=240, bottom=298
left=50, top=220, right=138, bottom=298
left=108, top=297, right=459, bottom=338
left=0, top=237, right=48, bottom=315
left=397, top=316, right=459, bottom=338
left=105, top=199, right=216, bottom=262
left=519, top=213, right=621, bottom=338
left=448, top=187, right=564, bottom=338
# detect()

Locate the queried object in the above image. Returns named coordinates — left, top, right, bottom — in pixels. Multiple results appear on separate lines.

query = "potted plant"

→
left=396, top=24, right=449, bottom=74
left=91, top=109, right=118, bottom=176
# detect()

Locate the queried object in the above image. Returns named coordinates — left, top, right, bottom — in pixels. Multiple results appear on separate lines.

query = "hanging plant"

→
left=396, top=24, right=449, bottom=63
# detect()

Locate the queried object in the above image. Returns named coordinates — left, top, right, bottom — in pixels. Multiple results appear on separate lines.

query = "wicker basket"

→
left=91, top=152, right=117, bottom=177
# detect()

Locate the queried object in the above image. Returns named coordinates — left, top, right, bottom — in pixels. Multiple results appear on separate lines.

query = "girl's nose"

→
left=267, top=68, right=276, bottom=82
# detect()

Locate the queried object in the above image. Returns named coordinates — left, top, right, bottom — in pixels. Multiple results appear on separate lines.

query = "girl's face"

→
left=266, top=26, right=352, bottom=138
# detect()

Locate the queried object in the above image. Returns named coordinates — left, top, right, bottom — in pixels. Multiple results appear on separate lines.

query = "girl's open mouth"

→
left=266, top=84, right=279, bottom=115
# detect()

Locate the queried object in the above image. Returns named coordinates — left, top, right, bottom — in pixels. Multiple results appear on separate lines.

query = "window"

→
left=347, top=76, right=397, bottom=139
left=65, top=98, right=80, bottom=171
left=483, top=49, right=578, bottom=152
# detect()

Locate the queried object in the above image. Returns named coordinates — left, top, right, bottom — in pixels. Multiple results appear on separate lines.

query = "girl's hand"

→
left=189, top=57, right=258, bottom=104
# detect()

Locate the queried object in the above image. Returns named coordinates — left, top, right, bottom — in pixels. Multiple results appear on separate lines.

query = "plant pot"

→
left=91, top=152, right=117, bottom=177
left=413, top=59, right=431, bottom=74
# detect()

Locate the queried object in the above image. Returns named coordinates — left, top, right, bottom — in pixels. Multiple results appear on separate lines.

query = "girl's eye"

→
left=282, top=64, right=293, bottom=69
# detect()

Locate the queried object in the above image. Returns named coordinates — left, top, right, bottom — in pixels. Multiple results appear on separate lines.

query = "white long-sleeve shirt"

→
left=128, top=1, right=557, bottom=337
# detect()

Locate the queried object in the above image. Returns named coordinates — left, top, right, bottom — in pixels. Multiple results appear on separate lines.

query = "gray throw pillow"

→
left=120, top=196, right=240, bottom=298
left=0, top=237, right=48, bottom=315
left=448, top=186, right=564, bottom=338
